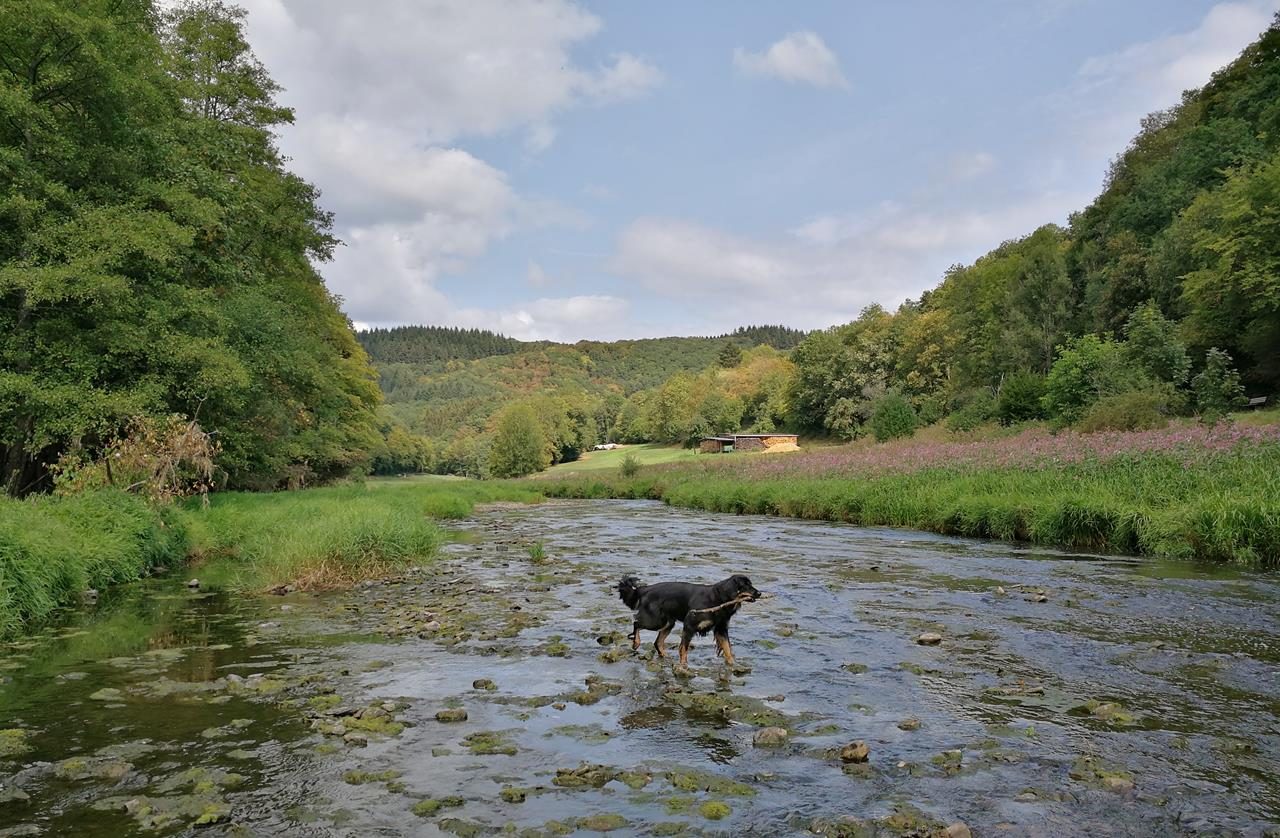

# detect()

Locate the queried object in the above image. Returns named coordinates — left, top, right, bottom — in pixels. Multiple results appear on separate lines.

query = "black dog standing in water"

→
left=617, top=574, right=760, bottom=666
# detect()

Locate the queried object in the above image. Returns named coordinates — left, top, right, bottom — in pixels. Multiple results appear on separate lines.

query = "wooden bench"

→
left=1246, top=396, right=1268, bottom=409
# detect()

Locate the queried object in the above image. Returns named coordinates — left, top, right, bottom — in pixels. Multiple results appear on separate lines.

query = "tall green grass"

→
left=0, top=479, right=545, bottom=637
left=538, top=447, right=1280, bottom=566
left=0, top=490, right=187, bottom=637
left=179, top=480, right=543, bottom=591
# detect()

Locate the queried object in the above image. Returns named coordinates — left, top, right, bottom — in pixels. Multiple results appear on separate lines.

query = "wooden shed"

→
left=699, top=434, right=799, bottom=453
left=730, top=434, right=799, bottom=452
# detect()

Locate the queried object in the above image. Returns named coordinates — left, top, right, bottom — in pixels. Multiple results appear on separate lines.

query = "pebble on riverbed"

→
left=916, top=632, right=943, bottom=645
left=752, top=727, right=788, bottom=747
left=840, top=741, right=870, bottom=763
left=435, top=708, right=468, bottom=722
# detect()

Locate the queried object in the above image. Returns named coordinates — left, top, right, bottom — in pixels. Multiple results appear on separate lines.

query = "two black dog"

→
left=617, top=574, right=760, bottom=666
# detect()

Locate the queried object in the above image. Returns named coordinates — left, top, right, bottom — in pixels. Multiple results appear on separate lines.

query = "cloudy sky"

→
left=234, top=0, right=1279, bottom=341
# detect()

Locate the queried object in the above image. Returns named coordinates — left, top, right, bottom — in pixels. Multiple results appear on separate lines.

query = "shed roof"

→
left=703, top=437, right=736, bottom=442
left=731, top=433, right=798, bottom=439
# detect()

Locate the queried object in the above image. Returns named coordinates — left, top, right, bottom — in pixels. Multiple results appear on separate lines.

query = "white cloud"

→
left=240, top=0, right=661, bottom=146
left=1058, top=1, right=1278, bottom=158
left=229, top=0, right=659, bottom=329
left=450, top=295, right=631, bottom=342
left=611, top=191, right=1088, bottom=331
left=733, top=31, right=849, bottom=89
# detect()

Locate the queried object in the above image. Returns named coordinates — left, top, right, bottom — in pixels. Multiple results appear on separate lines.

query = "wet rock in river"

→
left=898, top=718, right=921, bottom=731
left=916, top=632, right=943, bottom=645
left=411, top=796, right=465, bottom=817
left=0, top=729, right=31, bottom=758
left=665, top=768, right=756, bottom=797
left=553, top=763, right=617, bottom=789
left=436, top=708, right=468, bottom=723
left=471, top=678, right=497, bottom=691
left=88, top=687, right=125, bottom=702
left=946, top=822, right=973, bottom=838
left=577, top=813, right=629, bottom=832
left=463, top=730, right=517, bottom=756
left=752, top=727, right=788, bottom=747
left=841, top=662, right=868, bottom=675
left=840, top=741, right=870, bottom=763
left=499, top=786, right=527, bottom=803
left=343, top=769, right=401, bottom=785
left=699, top=801, right=731, bottom=820
left=186, top=578, right=200, bottom=589
left=0, top=784, right=30, bottom=804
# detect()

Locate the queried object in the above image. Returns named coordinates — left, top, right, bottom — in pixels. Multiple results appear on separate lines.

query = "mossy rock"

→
left=439, top=818, right=491, bottom=837
left=347, top=714, right=405, bottom=736
left=553, top=763, right=616, bottom=788
left=699, top=801, right=732, bottom=820
left=665, top=768, right=756, bottom=796
left=343, top=769, right=401, bottom=785
left=664, top=795, right=695, bottom=814
left=499, top=787, right=528, bottom=803
left=577, top=813, right=628, bottom=832
left=412, top=796, right=466, bottom=816
left=464, top=731, right=518, bottom=756
left=0, top=729, right=31, bottom=759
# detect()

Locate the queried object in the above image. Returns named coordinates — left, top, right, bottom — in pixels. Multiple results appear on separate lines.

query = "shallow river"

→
left=2, top=500, right=1279, bottom=837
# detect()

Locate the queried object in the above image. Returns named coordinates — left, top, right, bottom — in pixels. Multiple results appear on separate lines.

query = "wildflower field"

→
left=538, top=421, right=1280, bottom=566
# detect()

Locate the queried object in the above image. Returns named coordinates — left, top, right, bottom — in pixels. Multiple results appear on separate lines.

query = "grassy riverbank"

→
left=538, top=423, right=1280, bottom=566
left=0, top=480, right=542, bottom=638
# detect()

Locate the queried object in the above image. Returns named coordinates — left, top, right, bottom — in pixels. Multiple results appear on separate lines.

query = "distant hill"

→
left=356, top=326, right=523, bottom=365
left=356, top=324, right=809, bottom=457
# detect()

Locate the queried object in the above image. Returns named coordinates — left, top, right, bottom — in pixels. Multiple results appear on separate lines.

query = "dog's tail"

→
left=617, top=575, right=643, bottom=610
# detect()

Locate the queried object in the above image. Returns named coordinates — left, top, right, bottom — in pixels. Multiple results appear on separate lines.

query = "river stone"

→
left=898, top=718, right=921, bottom=731
left=435, top=708, right=468, bottom=723
left=840, top=741, right=870, bottom=763
left=472, top=679, right=497, bottom=691
left=89, top=688, right=125, bottom=702
left=752, top=727, right=788, bottom=747
left=342, top=732, right=369, bottom=746
left=186, top=579, right=200, bottom=589
left=916, top=632, right=943, bottom=646
left=946, top=823, right=972, bottom=838
left=1103, top=775, right=1134, bottom=793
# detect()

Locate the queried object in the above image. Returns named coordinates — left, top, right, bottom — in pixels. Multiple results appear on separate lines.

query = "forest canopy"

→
left=0, top=0, right=383, bottom=495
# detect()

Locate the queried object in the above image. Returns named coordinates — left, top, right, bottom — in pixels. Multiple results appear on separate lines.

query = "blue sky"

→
left=237, top=0, right=1279, bottom=340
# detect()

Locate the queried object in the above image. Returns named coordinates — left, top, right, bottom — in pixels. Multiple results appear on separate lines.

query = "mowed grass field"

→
left=540, top=443, right=697, bottom=476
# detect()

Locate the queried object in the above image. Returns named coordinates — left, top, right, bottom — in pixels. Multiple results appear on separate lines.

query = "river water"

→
left=2, top=499, right=1278, bottom=837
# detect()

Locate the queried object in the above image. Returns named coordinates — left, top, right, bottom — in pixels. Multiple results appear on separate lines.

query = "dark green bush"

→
left=947, top=390, right=995, bottom=432
left=997, top=371, right=1047, bottom=425
left=870, top=392, right=917, bottom=442
left=1075, top=389, right=1171, bottom=433
left=619, top=453, right=641, bottom=477
left=1192, top=348, right=1246, bottom=418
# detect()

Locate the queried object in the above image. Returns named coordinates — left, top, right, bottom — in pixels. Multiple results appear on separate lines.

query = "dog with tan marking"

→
left=617, top=574, right=760, bottom=666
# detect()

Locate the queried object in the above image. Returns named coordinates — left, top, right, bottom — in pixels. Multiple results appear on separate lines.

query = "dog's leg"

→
left=654, top=622, right=674, bottom=659
left=678, top=626, right=694, bottom=667
left=714, top=629, right=735, bottom=666
left=631, top=622, right=642, bottom=651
